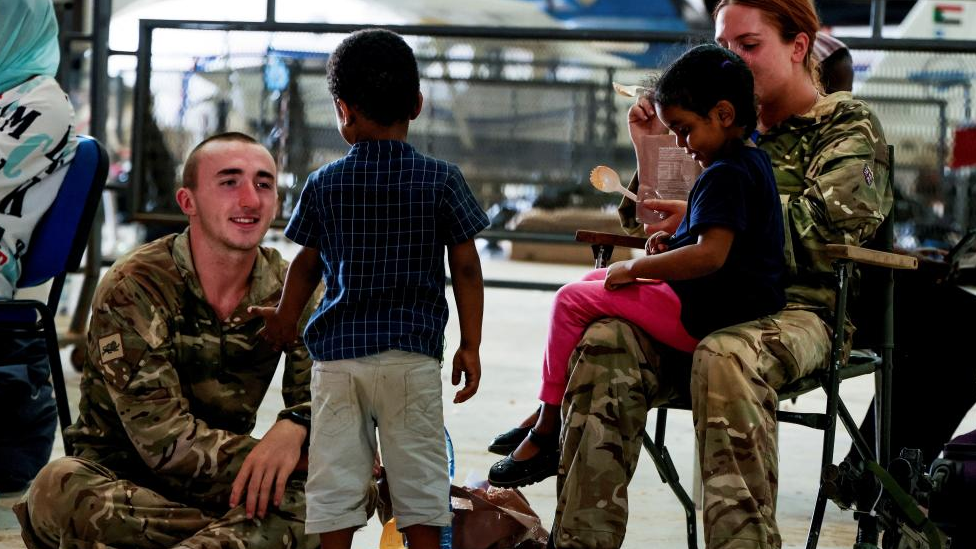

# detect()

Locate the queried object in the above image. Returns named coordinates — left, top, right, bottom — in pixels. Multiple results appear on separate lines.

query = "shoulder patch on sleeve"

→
left=99, top=333, right=125, bottom=364
left=863, top=164, right=874, bottom=186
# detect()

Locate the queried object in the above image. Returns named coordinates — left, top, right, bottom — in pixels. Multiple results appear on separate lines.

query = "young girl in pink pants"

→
left=488, top=44, right=787, bottom=488
left=537, top=269, right=698, bottom=406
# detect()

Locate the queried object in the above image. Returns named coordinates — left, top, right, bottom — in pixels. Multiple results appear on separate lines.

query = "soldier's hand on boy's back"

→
left=248, top=306, right=299, bottom=352
left=451, top=345, right=481, bottom=403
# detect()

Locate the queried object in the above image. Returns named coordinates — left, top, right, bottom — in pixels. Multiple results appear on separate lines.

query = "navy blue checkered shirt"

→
left=285, top=140, right=490, bottom=362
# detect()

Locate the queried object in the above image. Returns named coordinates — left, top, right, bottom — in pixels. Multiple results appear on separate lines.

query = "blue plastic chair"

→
left=0, top=135, right=109, bottom=452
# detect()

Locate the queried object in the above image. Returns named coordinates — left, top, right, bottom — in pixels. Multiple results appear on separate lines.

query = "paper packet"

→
left=635, top=134, right=701, bottom=224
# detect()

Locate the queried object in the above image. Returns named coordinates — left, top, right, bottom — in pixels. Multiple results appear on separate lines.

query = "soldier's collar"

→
left=172, top=230, right=207, bottom=303
left=243, top=247, right=282, bottom=308
left=766, top=92, right=850, bottom=132
left=805, top=91, right=851, bottom=119
left=171, top=230, right=278, bottom=310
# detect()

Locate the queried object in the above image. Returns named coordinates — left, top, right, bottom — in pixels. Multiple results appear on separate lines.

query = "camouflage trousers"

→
left=13, top=457, right=320, bottom=549
left=551, top=308, right=831, bottom=549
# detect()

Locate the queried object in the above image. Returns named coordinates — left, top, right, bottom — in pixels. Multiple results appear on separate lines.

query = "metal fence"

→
left=124, top=22, right=709, bottom=230
left=848, top=44, right=976, bottom=247
left=61, top=19, right=976, bottom=252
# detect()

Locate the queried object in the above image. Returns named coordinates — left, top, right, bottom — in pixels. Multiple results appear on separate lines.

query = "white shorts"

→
left=305, top=350, right=451, bottom=534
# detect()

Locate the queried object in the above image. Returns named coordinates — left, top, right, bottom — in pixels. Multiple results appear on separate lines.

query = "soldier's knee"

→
left=565, top=353, right=633, bottom=398
left=692, top=328, right=759, bottom=374
left=29, top=457, right=113, bottom=517
left=24, top=458, right=84, bottom=534
left=691, top=343, right=730, bottom=388
left=31, top=457, right=84, bottom=497
left=690, top=332, right=766, bottom=411
left=239, top=487, right=314, bottom=549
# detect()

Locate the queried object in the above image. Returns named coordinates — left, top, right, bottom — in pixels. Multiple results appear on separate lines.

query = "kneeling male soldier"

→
left=14, top=132, right=353, bottom=549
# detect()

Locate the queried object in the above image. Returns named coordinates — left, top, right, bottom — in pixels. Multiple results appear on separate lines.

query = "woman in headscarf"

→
left=0, top=0, right=77, bottom=298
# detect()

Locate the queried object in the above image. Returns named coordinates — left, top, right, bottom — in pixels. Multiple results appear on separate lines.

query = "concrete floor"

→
left=3, top=250, right=974, bottom=549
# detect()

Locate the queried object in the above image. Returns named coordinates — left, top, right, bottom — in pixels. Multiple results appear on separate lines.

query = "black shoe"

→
left=488, top=425, right=531, bottom=455
left=488, top=428, right=559, bottom=488
left=488, top=405, right=541, bottom=455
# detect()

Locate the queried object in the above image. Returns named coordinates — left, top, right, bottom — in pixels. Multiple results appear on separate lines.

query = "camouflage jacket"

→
left=622, top=92, right=892, bottom=321
left=64, top=230, right=313, bottom=505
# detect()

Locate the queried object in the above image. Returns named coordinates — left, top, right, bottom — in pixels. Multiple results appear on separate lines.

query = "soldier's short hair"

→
left=181, top=132, right=262, bottom=189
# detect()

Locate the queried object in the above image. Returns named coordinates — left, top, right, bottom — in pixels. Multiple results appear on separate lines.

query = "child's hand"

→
left=641, top=198, right=686, bottom=235
left=628, top=96, right=668, bottom=144
left=451, top=346, right=481, bottom=404
left=604, top=260, right=637, bottom=291
left=645, top=231, right=671, bottom=255
left=248, top=306, right=299, bottom=352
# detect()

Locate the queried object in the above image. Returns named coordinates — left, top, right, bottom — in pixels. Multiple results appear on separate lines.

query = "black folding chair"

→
left=0, top=136, right=109, bottom=454
left=573, top=145, right=918, bottom=549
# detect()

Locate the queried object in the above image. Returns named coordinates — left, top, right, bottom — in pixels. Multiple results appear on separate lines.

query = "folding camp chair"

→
left=573, top=145, right=917, bottom=549
left=0, top=136, right=109, bottom=454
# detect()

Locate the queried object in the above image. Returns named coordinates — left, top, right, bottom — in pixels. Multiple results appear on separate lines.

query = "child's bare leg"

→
left=518, top=405, right=541, bottom=427
left=511, top=403, right=560, bottom=460
left=319, top=527, right=355, bottom=549
left=488, top=405, right=542, bottom=454
left=402, top=524, right=441, bottom=549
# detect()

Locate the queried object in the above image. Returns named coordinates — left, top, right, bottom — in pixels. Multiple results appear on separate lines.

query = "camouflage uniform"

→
left=552, top=92, right=891, bottom=549
left=14, top=230, right=323, bottom=549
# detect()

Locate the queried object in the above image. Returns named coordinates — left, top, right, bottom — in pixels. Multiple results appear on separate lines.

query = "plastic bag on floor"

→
left=376, top=476, right=548, bottom=549
left=449, top=482, right=548, bottom=549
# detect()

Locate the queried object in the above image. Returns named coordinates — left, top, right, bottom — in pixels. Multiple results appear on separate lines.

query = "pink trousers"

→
left=538, top=268, right=700, bottom=405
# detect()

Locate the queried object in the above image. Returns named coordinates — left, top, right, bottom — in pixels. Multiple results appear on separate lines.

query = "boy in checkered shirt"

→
left=253, top=28, right=489, bottom=549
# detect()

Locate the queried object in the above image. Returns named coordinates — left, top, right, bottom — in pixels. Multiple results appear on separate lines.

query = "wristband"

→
left=284, top=410, right=311, bottom=429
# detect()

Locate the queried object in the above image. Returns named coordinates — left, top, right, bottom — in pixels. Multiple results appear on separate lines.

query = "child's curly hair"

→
left=327, top=29, right=420, bottom=126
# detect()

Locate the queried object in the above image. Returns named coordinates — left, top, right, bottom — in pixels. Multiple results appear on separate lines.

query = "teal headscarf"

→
left=0, top=0, right=60, bottom=92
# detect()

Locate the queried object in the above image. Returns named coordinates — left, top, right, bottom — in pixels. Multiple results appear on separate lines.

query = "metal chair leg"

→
left=807, top=260, right=853, bottom=549
left=39, top=305, right=73, bottom=455
left=592, top=243, right=614, bottom=269
left=642, top=430, right=698, bottom=549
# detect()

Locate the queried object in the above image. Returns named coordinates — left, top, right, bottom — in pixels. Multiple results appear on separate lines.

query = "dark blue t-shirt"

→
left=667, top=143, right=786, bottom=338
left=285, top=140, right=490, bottom=361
